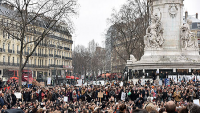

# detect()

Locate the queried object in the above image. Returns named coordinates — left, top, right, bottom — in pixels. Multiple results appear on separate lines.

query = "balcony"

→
left=8, top=49, right=12, bottom=53
left=49, top=64, right=63, bottom=68
left=55, top=55, right=61, bottom=58
left=64, top=57, right=72, bottom=60
left=38, top=54, right=48, bottom=57
left=38, top=43, right=48, bottom=47
left=58, top=46, right=63, bottom=49
left=24, top=52, right=29, bottom=55
left=64, top=47, right=70, bottom=51
left=32, top=53, right=37, bottom=56
left=49, top=44, right=56, bottom=48
left=49, top=54, right=53, bottom=57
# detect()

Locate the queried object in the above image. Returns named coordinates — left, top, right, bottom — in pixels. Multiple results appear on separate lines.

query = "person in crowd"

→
left=165, top=101, right=177, bottom=113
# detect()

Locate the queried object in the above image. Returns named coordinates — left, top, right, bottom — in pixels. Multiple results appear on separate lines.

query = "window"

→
left=3, top=56, right=5, bottom=63
left=12, top=44, right=14, bottom=52
left=27, top=47, right=30, bottom=53
left=197, top=23, right=200, bottom=28
left=34, top=59, right=36, bottom=65
left=3, top=31, right=5, bottom=38
left=17, top=45, right=19, bottom=52
left=8, top=43, right=10, bottom=50
left=3, top=43, right=5, bottom=51
left=8, top=56, right=10, bottom=63
left=197, top=31, right=200, bottom=37
left=13, top=57, right=14, bottom=63
left=17, top=57, right=19, bottom=64
left=27, top=36, right=29, bottom=42
left=49, top=59, right=50, bottom=65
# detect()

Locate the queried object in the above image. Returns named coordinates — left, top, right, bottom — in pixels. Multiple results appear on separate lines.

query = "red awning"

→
left=23, top=77, right=34, bottom=83
left=66, top=76, right=79, bottom=79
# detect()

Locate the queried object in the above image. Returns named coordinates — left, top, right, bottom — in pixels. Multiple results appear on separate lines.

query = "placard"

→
left=141, top=79, right=145, bottom=86
left=14, top=92, right=21, bottom=99
left=159, top=80, right=162, bottom=86
left=77, top=79, right=82, bottom=86
left=121, top=92, right=126, bottom=101
left=120, top=82, right=123, bottom=87
left=47, top=77, right=51, bottom=85
left=193, top=99, right=200, bottom=105
left=40, top=82, right=45, bottom=87
left=64, top=96, right=68, bottom=102
left=98, top=92, right=103, bottom=98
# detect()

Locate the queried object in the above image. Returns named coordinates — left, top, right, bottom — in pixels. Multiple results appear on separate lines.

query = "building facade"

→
left=0, top=3, right=73, bottom=82
left=184, top=12, right=200, bottom=54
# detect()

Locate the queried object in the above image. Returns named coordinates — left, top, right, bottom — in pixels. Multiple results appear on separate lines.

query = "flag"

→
left=165, top=78, right=170, bottom=86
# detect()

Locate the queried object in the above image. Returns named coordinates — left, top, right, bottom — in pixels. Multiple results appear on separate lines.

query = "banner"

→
left=47, top=77, right=51, bottom=85
left=165, top=78, right=170, bottom=86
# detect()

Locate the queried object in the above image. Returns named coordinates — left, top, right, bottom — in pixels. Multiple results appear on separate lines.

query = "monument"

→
left=127, top=0, right=200, bottom=76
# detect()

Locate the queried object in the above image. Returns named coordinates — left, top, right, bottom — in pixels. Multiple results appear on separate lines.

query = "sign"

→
left=121, top=92, right=126, bottom=101
left=14, top=92, right=21, bottom=99
left=22, top=82, right=26, bottom=85
left=77, top=79, right=82, bottom=85
left=40, top=82, right=45, bottom=87
left=120, top=82, right=123, bottom=87
left=98, top=92, right=103, bottom=98
left=159, top=80, right=162, bottom=86
left=141, top=79, right=145, bottom=86
left=193, top=99, right=200, bottom=105
left=154, top=80, right=159, bottom=85
left=47, top=77, right=51, bottom=85
left=64, top=96, right=68, bottom=102
left=81, top=75, right=84, bottom=79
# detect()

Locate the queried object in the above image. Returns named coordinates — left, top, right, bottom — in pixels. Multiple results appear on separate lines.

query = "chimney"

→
left=196, top=13, right=198, bottom=19
left=185, top=11, right=188, bottom=21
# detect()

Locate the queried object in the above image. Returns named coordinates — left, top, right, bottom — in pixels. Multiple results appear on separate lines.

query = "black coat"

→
left=23, top=92, right=31, bottom=102
left=162, top=92, right=168, bottom=101
left=11, top=94, right=17, bottom=106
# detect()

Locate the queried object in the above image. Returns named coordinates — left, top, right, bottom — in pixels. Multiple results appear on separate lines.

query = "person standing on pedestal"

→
left=160, top=71, right=164, bottom=80
left=165, top=72, right=168, bottom=79
left=152, top=71, right=156, bottom=81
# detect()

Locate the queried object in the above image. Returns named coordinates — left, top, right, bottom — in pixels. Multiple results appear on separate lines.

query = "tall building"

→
left=184, top=12, right=200, bottom=54
left=0, top=3, right=73, bottom=82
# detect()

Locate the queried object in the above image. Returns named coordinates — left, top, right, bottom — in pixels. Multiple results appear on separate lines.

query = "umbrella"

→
left=5, top=109, right=24, bottom=113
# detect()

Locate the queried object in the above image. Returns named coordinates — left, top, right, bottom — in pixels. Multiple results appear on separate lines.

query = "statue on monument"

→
left=180, top=19, right=198, bottom=49
left=144, top=14, right=164, bottom=49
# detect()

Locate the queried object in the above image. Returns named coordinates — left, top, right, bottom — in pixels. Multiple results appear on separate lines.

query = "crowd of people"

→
left=0, top=77, right=200, bottom=113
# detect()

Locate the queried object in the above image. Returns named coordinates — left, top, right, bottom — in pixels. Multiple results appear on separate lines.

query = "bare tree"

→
left=0, top=0, right=78, bottom=87
left=107, top=0, right=151, bottom=62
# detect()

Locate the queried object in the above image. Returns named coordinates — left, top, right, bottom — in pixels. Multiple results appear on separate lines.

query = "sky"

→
left=72, top=0, right=200, bottom=48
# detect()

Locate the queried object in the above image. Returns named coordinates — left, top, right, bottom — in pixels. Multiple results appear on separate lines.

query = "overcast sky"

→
left=72, top=0, right=200, bottom=48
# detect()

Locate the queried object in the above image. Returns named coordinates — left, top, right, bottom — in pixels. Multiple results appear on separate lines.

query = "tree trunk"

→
left=18, top=53, right=23, bottom=88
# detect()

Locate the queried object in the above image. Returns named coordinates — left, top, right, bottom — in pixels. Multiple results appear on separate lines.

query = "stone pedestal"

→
left=126, top=0, right=200, bottom=75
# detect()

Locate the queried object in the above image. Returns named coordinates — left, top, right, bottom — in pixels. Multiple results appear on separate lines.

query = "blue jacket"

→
left=0, top=97, right=4, bottom=107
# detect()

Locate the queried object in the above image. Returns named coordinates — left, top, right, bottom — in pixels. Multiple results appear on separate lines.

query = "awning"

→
left=66, top=76, right=79, bottom=79
left=23, top=77, right=34, bottom=83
